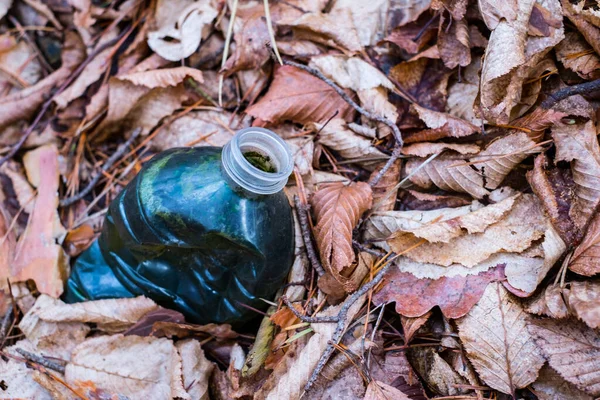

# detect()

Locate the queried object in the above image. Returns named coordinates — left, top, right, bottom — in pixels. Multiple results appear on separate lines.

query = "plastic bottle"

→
left=64, top=128, right=295, bottom=325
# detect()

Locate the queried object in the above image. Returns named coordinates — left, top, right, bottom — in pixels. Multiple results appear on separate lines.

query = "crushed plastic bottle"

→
left=64, top=128, right=295, bottom=325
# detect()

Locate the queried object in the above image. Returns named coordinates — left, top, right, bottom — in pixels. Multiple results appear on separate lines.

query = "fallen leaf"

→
left=312, top=182, right=372, bottom=289
left=555, top=31, right=600, bottom=79
left=0, top=0, right=11, bottom=20
left=401, top=142, right=480, bottom=157
left=385, top=14, right=438, bottom=54
left=147, top=0, right=218, bottom=62
left=446, top=56, right=482, bottom=125
left=408, top=103, right=479, bottom=143
left=315, top=118, right=386, bottom=162
left=0, top=353, right=55, bottom=399
left=35, top=296, right=158, bottom=333
left=369, top=158, right=402, bottom=212
left=528, top=317, right=600, bottom=396
left=552, top=120, right=600, bottom=230
left=152, top=321, right=239, bottom=341
left=370, top=349, right=426, bottom=399
left=406, top=346, right=468, bottom=396
left=246, top=65, right=355, bottom=125
left=118, top=66, right=204, bottom=88
left=19, top=295, right=90, bottom=360
left=0, top=31, right=85, bottom=129
left=438, top=16, right=470, bottom=69
left=399, top=190, right=472, bottom=211
left=526, top=284, right=570, bottom=319
left=329, top=0, right=390, bottom=47
left=373, top=265, right=505, bottom=318
left=401, top=312, right=431, bottom=343
left=562, top=0, right=600, bottom=55
left=176, top=339, right=214, bottom=400
left=66, top=334, right=190, bottom=400
left=457, top=283, right=545, bottom=396
left=531, top=364, right=593, bottom=400
left=364, top=380, right=411, bottom=400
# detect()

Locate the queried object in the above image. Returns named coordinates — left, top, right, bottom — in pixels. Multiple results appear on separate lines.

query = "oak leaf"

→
left=528, top=318, right=600, bottom=396
left=246, top=65, right=354, bottom=125
left=457, top=283, right=545, bottom=396
left=312, top=182, right=372, bottom=289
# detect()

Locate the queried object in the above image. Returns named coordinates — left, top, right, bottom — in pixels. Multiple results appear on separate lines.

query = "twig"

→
left=280, top=59, right=403, bottom=149
left=353, top=241, right=385, bottom=258
left=15, top=348, right=66, bottom=374
left=294, top=195, right=325, bottom=276
left=541, top=78, right=600, bottom=109
left=369, top=145, right=402, bottom=187
left=0, top=30, right=129, bottom=170
left=59, top=128, right=142, bottom=207
left=305, top=259, right=394, bottom=391
left=281, top=296, right=339, bottom=323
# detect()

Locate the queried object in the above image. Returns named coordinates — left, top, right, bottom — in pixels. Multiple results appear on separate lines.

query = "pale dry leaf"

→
left=176, top=339, right=214, bottom=400
left=286, top=137, right=314, bottom=176
left=525, top=284, right=570, bottom=319
left=315, top=118, right=386, bottom=161
left=263, top=296, right=365, bottom=400
left=329, top=0, right=389, bottom=46
left=446, top=56, right=481, bottom=125
left=0, top=354, right=54, bottom=399
left=478, top=0, right=518, bottom=29
left=412, top=104, right=479, bottom=139
left=457, top=283, right=545, bottom=395
left=0, top=193, right=15, bottom=279
left=555, top=31, right=600, bottom=79
left=66, top=334, right=190, bottom=400
left=532, top=365, right=593, bottom=400
left=36, top=296, right=158, bottom=333
left=151, top=110, right=247, bottom=151
left=119, top=66, right=204, bottom=88
left=0, top=0, right=12, bottom=20
left=148, top=0, right=218, bottom=61
left=528, top=318, right=600, bottom=396
left=246, top=65, right=354, bottom=125
left=9, top=145, right=68, bottom=297
left=553, top=120, right=600, bottom=230
left=309, top=55, right=394, bottom=92
left=364, top=380, right=411, bottom=400
left=19, top=294, right=90, bottom=360
left=0, top=38, right=42, bottom=90
left=562, top=0, right=600, bottom=54
left=567, top=281, right=600, bottom=329
left=312, top=182, right=372, bottom=286
left=401, top=142, right=480, bottom=157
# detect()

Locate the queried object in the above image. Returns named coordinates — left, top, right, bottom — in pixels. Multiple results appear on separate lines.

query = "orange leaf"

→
left=311, top=182, right=372, bottom=288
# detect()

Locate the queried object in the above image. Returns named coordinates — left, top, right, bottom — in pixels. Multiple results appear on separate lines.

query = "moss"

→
left=244, top=151, right=276, bottom=173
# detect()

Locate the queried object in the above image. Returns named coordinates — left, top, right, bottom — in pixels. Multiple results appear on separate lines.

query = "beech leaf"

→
left=315, top=118, right=386, bottom=161
left=364, top=380, right=411, bottom=400
left=312, top=182, right=372, bottom=286
left=457, top=283, right=545, bottom=395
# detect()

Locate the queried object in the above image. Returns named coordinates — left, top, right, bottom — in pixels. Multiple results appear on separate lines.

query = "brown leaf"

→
left=246, top=65, right=355, bottom=125
left=147, top=0, right=218, bottom=61
left=152, top=321, right=239, bottom=341
left=446, top=56, right=481, bottom=126
left=373, top=265, right=505, bottom=318
left=457, top=283, right=545, bottom=395
left=528, top=318, right=600, bottom=396
left=526, top=284, right=570, bottom=319
left=566, top=281, right=600, bottom=329
left=315, top=118, right=386, bottom=162
left=9, top=145, right=68, bottom=297
left=399, top=190, right=472, bottom=211
left=0, top=31, right=85, bottom=129
left=64, top=224, right=96, bottom=257
left=329, top=0, right=391, bottom=47
left=406, top=346, right=468, bottom=396
left=118, top=66, right=203, bottom=88
left=401, top=142, right=480, bottom=158
left=555, top=31, right=600, bottom=79
left=438, top=16, right=471, bottom=69
left=562, top=0, right=600, bottom=55
left=124, top=308, right=186, bottom=337
left=312, top=182, right=372, bottom=288
left=553, top=120, right=600, bottom=230
left=369, top=158, right=402, bottom=212
left=66, top=334, right=190, bottom=400
left=385, top=14, right=438, bottom=54
left=364, top=380, right=411, bottom=400
left=409, top=104, right=479, bottom=142
left=401, top=312, right=431, bottom=343
left=531, top=365, right=593, bottom=400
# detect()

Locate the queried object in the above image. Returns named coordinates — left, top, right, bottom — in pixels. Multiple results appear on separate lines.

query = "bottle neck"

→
left=221, top=128, right=293, bottom=195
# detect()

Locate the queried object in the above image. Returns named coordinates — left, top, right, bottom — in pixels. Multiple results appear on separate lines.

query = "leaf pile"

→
left=0, top=0, right=599, bottom=399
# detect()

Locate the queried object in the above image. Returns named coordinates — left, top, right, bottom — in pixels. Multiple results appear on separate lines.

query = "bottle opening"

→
left=222, top=128, right=293, bottom=195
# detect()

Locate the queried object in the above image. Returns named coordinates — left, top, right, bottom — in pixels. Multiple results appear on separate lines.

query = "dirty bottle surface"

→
left=64, top=128, right=295, bottom=325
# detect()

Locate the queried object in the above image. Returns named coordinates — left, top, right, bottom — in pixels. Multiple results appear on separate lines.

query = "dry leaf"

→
left=438, top=16, right=470, bottom=69
left=457, top=283, right=545, bottom=395
left=410, top=104, right=479, bottom=142
left=246, top=65, right=355, bottom=125
left=119, top=66, right=203, bottom=88
left=446, top=56, right=481, bottom=125
left=176, top=339, right=214, bottom=400
left=526, top=284, right=570, bottom=319
left=369, top=159, right=402, bottom=212
left=552, top=120, right=600, bottom=230
left=401, top=312, right=431, bottom=343
left=19, top=295, right=90, bottom=360
left=147, top=0, right=218, bottom=61
left=8, top=145, right=68, bottom=297
left=315, top=118, right=386, bottom=161
left=402, top=142, right=480, bottom=157
left=532, top=364, right=593, bottom=400
left=364, top=380, right=411, bottom=400
left=528, top=318, right=600, bottom=396
left=0, top=354, right=54, bottom=399
left=555, top=31, right=600, bottom=79
left=385, top=14, right=438, bottom=54
left=66, top=334, right=190, bottom=400
left=407, top=346, right=468, bottom=396
left=312, top=182, right=372, bottom=288
left=0, top=0, right=12, bottom=20
left=329, top=0, right=389, bottom=47
left=35, top=296, right=158, bottom=332
left=373, top=265, right=505, bottom=318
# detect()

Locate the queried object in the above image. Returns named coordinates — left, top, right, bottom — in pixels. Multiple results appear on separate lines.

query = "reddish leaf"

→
left=373, top=265, right=506, bottom=318
left=124, top=308, right=186, bottom=337
left=569, top=211, right=600, bottom=276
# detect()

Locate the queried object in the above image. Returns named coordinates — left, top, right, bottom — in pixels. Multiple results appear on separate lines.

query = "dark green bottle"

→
left=64, top=128, right=295, bottom=325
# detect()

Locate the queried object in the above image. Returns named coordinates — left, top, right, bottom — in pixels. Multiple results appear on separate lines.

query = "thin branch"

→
left=60, top=128, right=142, bottom=207
left=369, top=145, right=402, bottom=187
left=294, top=195, right=325, bottom=276
left=541, top=78, right=600, bottom=109
left=15, top=348, right=66, bottom=374
left=281, top=296, right=339, bottom=323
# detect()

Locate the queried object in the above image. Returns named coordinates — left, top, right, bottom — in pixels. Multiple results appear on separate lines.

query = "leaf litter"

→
left=0, top=0, right=599, bottom=399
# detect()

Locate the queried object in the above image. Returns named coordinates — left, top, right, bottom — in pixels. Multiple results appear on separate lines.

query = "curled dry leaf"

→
left=438, top=16, right=470, bottom=69
left=364, top=380, right=411, bottom=400
left=552, top=120, right=600, bottom=230
left=176, top=339, right=214, bottom=400
left=409, top=104, right=479, bottom=142
left=66, top=334, right=190, bottom=400
left=406, top=346, right=468, bottom=396
left=246, top=65, right=355, bottom=125
left=373, top=264, right=505, bottom=318
left=369, top=158, right=402, bottom=212
left=401, top=312, right=431, bottom=343
left=147, top=0, right=218, bottom=62
left=528, top=318, right=600, bottom=396
left=118, top=66, right=203, bottom=88
left=457, top=283, right=545, bottom=396
left=569, top=207, right=600, bottom=276
left=35, top=296, right=158, bottom=333
left=315, top=118, right=386, bottom=162
left=312, top=182, right=372, bottom=289
left=555, top=31, right=600, bottom=79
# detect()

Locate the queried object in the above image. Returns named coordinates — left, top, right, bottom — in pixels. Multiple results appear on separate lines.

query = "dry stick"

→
left=294, top=195, right=325, bottom=277
left=0, top=31, right=129, bottom=169
left=279, top=58, right=403, bottom=187
left=59, top=128, right=142, bottom=207
left=281, top=296, right=339, bottom=323
left=15, top=348, right=66, bottom=374
left=541, top=78, right=600, bottom=109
